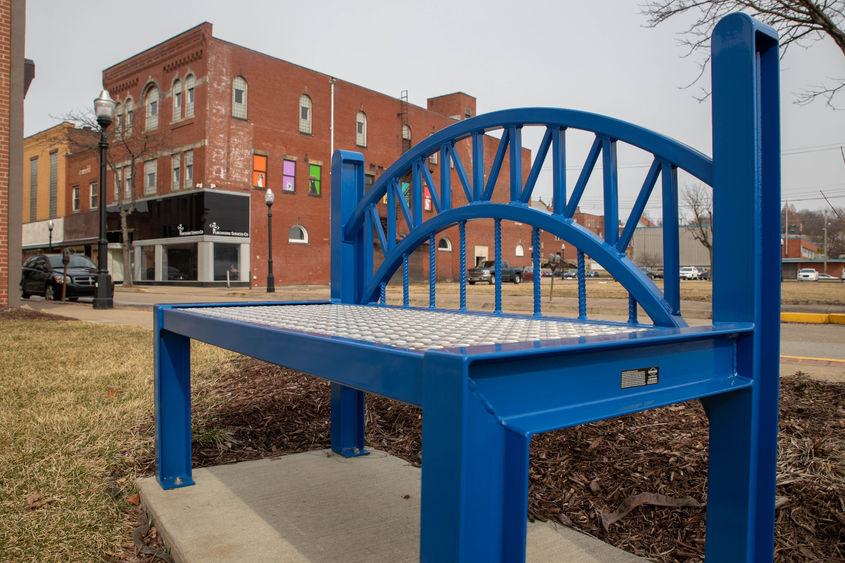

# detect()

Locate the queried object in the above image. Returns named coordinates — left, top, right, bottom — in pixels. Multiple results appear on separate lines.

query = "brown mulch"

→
left=127, top=356, right=844, bottom=562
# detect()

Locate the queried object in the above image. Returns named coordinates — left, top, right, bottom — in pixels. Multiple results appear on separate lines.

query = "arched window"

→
left=402, top=124, right=412, bottom=152
left=114, top=103, right=123, bottom=139
left=438, top=237, right=452, bottom=252
left=124, top=98, right=134, bottom=136
left=288, top=225, right=308, bottom=244
left=515, top=244, right=524, bottom=257
left=232, top=76, right=247, bottom=119
left=185, top=74, right=195, bottom=118
left=172, top=78, right=183, bottom=121
left=356, top=111, right=367, bottom=147
left=299, top=94, right=312, bottom=134
left=145, top=85, right=159, bottom=130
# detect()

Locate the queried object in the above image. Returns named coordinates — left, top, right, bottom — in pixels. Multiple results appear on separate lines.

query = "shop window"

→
left=282, top=160, right=295, bottom=193
left=124, top=98, right=134, bottom=136
left=90, top=181, right=98, bottom=209
left=438, top=237, right=452, bottom=252
left=185, top=74, right=195, bottom=118
left=184, top=150, right=194, bottom=189
left=308, top=164, right=321, bottom=196
left=145, top=85, right=159, bottom=130
left=140, top=246, right=155, bottom=281
left=213, top=243, right=240, bottom=281
left=253, top=154, right=267, bottom=188
left=289, top=225, right=308, bottom=244
left=356, top=111, right=367, bottom=147
left=299, top=94, right=312, bottom=134
left=144, top=159, right=157, bottom=195
left=72, top=185, right=80, bottom=212
left=171, top=153, right=181, bottom=190
left=402, top=124, right=412, bottom=152
left=232, top=76, right=247, bottom=119
left=515, top=244, right=524, bottom=257
left=164, top=243, right=197, bottom=281
left=172, top=78, right=183, bottom=121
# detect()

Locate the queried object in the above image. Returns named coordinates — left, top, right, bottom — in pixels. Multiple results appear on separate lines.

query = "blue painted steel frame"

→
left=153, top=12, right=779, bottom=562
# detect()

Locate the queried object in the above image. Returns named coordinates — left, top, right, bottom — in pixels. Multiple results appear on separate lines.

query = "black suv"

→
left=21, top=253, right=101, bottom=301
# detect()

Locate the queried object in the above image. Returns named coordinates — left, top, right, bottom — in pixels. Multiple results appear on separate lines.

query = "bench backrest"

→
left=331, top=13, right=780, bottom=332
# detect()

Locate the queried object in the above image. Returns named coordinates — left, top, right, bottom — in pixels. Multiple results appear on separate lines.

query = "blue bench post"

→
left=707, top=13, right=780, bottom=561
left=329, top=150, right=369, bottom=457
left=154, top=305, right=195, bottom=489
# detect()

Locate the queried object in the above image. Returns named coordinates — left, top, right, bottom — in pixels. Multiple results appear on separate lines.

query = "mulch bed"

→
left=134, top=356, right=843, bottom=562
left=0, top=306, right=76, bottom=321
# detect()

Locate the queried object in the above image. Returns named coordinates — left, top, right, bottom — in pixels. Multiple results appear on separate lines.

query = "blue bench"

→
left=154, top=14, right=780, bottom=561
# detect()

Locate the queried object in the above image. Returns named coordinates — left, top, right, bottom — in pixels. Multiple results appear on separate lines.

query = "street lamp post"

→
left=265, top=188, right=275, bottom=292
left=93, top=90, right=115, bottom=309
left=47, top=219, right=53, bottom=252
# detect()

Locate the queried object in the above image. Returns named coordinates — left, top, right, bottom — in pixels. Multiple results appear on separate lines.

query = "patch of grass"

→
left=0, top=317, right=233, bottom=562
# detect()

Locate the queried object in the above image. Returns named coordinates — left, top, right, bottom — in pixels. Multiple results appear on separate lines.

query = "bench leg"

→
left=420, top=356, right=530, bottom=562
left=703, top=385, right=775, bottom=561
left=330, top=383, right=368, bottom=457
left=154, top=325, right=194, bottom=489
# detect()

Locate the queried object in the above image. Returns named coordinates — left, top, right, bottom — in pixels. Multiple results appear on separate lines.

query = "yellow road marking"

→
left=781, top=355, right=845, bottom=364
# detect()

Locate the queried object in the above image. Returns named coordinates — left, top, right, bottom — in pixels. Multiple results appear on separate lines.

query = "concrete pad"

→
left=137, top=450, right=643, bottom=563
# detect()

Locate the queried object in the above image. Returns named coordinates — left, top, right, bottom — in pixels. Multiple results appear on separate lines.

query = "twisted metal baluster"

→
left=459, top=221, right=467, bottom=311
left=533, top=227, right=541, bottom=317
left=577, top=250, right=586, bottom=320
left=495, top=218, right=502, bottom=314
left=429, top=233, right=436, bottom=309
left=403, top=253, right=409, bottom=307
left=380, top=282, right=386, bottom=306
left=628, top=294, right=638, bottom=324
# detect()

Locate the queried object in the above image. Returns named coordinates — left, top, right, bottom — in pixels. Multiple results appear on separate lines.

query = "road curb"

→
left=781, top=312, right=845, bottom=324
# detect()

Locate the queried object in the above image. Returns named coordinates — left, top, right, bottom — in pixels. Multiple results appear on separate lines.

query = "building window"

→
left=365, top=173, right=374, bottom=192
left=232, top=76, right=247, bottom=119
left=424, top=187, right=432, bottom=211
left=213, top=243, right=240, bottom=281
left=438, top=237, right=452, bottom=252
left=282, top=160, right=295, bottom=193
left=49, top=150, right=58, bottom=219
left=114, top=168, right=121, bottom=200
left=402, top=124, right=412, bottom=152
left=356, top=111, right=367, bottom=147
left=72, top=185, right=80, bottom=213
left=90, top=181, right=98, bottom=209
left=465, top=107, right=472, bottom=119
left=515, top=244, right=524, bottom=257
left=172, top=79, right=183, bottom=121
left=429, top=151, right=438, bottom=165
left=28, top=156, right=37, bottom=221
left=171, top=153, right=181, bottom=190
left=114, top=103, right=123, bottom=139
left=289, top=225, right=308, bottom=244
left=145, top=85, right=159, bottom=130
left=185, top=74, right=195, bottom=118
left=184, top=150, right=194, bottom=189
left=252, top=154, right=267, bottom=188
left=308, top=164, right=321, bottom=196
left=123, top=166, right=132, bottom=198
left=144, top=159, right=157, bottom=195
left=299, top=94, right=312, bottom=134
left=124, top=98, right=134, bottom=136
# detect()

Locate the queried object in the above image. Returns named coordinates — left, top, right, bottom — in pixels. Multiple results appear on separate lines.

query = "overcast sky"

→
left=24, top=0, right=845, bottom=215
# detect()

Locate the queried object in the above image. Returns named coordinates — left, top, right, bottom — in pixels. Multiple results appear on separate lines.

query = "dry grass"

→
left=0, top=312, right=233, bottom=562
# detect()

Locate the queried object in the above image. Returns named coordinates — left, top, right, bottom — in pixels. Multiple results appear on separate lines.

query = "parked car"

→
left=639, top=266, right=658, bottom=279
left=797, top=268, right=819, bottom=281
left=679, top=266, right=700, bottom=280
left=467, top=260, right=524, bottom=284
left=561, top=269, right=578, bottom=279
left=586, top=271, right=599, bottom=278
left=21, top=253, right=104, bottom=300
left=817, top=272, right=836, bottom=280
left=698, top=268, right=711, bottom=281
left=842, top=269, right=845, bottom=282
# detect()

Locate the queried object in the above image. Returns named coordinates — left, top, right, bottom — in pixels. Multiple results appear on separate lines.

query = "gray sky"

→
left=24, top=0, right=845, bottom=216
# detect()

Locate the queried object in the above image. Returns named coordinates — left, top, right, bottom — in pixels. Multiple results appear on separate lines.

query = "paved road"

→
left=20, top=284, right=845, bottom=382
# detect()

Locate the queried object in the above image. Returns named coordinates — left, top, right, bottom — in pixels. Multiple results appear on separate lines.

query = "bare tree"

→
left=682, top=183, right=713, bottom=267
left=58, top=109, right=171, bottom=287
left=642, top=0, right=845, bottom=107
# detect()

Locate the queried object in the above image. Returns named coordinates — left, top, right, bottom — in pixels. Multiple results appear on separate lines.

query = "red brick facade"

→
left=0, top=0, right=10, bottom=305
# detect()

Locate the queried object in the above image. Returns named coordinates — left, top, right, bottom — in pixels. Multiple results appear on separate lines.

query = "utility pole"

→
left=823, top=209, right=828, bottom=274
left=783, top=202, right=788, bottom=258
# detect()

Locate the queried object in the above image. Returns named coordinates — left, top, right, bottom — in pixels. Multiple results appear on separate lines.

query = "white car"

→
left=679, top=266, right=700, bottom=280
left=797, top=268, right=819, bottom=281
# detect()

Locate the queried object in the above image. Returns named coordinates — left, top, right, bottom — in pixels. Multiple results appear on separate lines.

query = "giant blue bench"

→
left=154, top=14, right=780, bottom=561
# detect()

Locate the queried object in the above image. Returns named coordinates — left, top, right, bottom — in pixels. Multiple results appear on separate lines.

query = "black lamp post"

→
left=47, top=219, right=53, bottom=252
left=93, top=90, right=115, bottom=309
left=265, top=188, right=275, bottom=292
